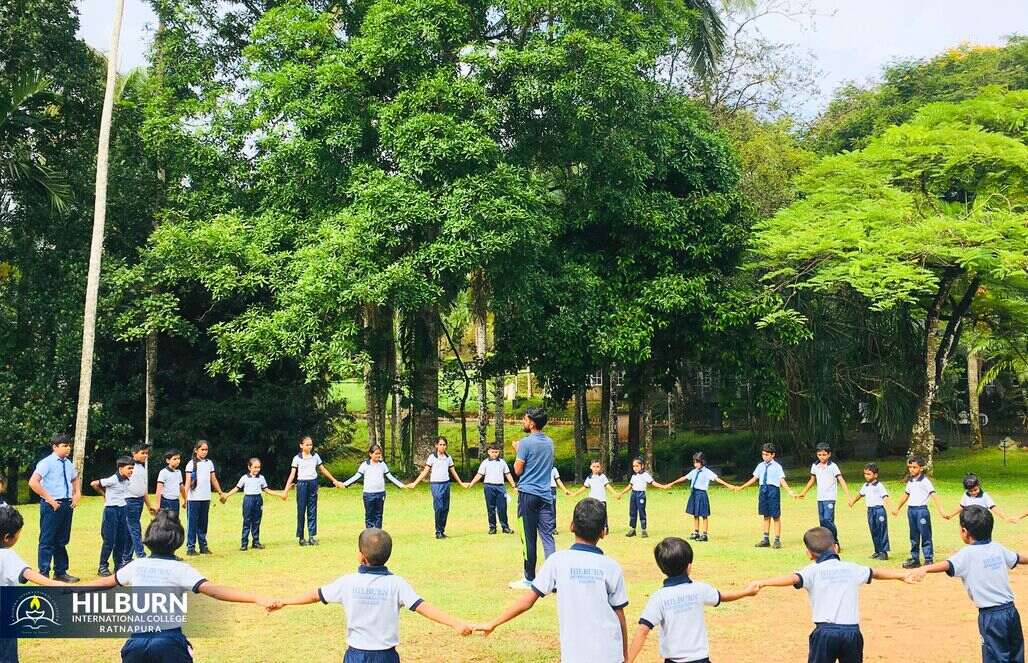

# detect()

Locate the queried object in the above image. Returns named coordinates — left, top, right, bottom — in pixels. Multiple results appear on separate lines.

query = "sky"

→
left=76, top=0, right=1028, bottom=114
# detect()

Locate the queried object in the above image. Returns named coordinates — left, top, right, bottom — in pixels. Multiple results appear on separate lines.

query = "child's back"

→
left=638, top=573, right=719, bottom=661
left=319, top=566, right=422, bottom=651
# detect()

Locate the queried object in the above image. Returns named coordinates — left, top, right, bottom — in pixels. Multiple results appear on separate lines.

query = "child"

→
left=891, top=454, right=946, bottom=569
left=28, top=433, right=82, bottom=582
left=752, top=526, right=916, bottom=663
left=908, top=506, right=1026, bottom=663
left=848, top=462, right=891, bottom=559
left=126, top=443, right=157, bottom=561
left=282, top=435, right=345, bottom=546
left=550, top=466, right=571, bottom=535
left=942, top=473, right=1017, bottom=524
left=478, top=498, right=629, bottom=663
left=627, top=536, right=759, bottom=663
left=269, top=527, right=473, bottom=660
left=0, top=472, right=7, bottom=508
left=466, top=444, right=517, bottom=534
left=663, top=451, right=738, bottom=542
left=155, top=449, right=185, bottom=512
left=184, top=439, right=225, bottom=556
left=90, top=456, right=135, bottom=576
left=736, top=443, right=798, bottom=549
left=572, top=460, right=617, bottom=534
left=616, top=457, right=667, bottom=538
left=341, top=443, right=408, bottom=529
left=220, top=458, right=285, bottom=550
left=407, top=437, right=468, bottom=539
left=89, top=509, right=275, bottom=661
left=798, top=443, right=850, bottom=546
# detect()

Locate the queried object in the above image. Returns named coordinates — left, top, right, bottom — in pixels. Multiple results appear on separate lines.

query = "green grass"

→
left=14, top=447, right=1028, bottom=662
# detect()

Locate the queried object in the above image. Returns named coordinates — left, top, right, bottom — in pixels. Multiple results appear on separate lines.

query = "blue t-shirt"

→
left=515, top=432, right=555, bottom=500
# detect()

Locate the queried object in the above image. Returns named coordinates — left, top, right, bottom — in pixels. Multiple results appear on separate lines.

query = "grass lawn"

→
left=13, top=446, right=1028, bottom=662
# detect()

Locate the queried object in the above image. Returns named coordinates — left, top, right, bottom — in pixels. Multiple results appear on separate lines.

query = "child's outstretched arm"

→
left=318, top=464, right=344, bottom=488
left=752, top=573, right=802, bottom=589
left=90, top=479, right=105, bottom=495
left=650, top=479, right=669, bottom=489
left=941, top=503, right=962, bottom=520
left=449, top=465, right=470, bottom=489
left=340, top=468, right=363, bottom=489
left=200, top=582, right=275, bottom=608
left=467, top=473, right=483, bottom=488
left=626, top=622, right=652, bottom=663
left=719, top=582, right=761, bottom=602
left=615, top=606, right=628, bottom=662
left=407, top=466, right=431, bottom=489
left=736, top=476, right=757, bottom=492
left=990, top=504, right=1018, bottom=524
left=476, top=590, right=540, bottom=635
left=872, top=567, right=920, bottom=584
left=891, top=492, right=909, bottom=516
left=929, top=492, right=947, bottom=517
left=414, top=601, right=473, bottom=636
left=506, top=472, right=519, bottom=490
left=209, top=471, right=226, bottom=501
left=24, top=569, right=73, bottom=587
left=798, top=475, right=815, bottom=498
left=219, top=486, right=239, bottom=504
left=714, top=476, right=737, bottom=490
left=281, top=467, right=298, bottom=499
left=662, top=475, right=687, bottom=489
left=780, top=478, right=798, bottom=498
left=837, top=474, right=851, bottom=500
left=570, top=485, right=587, bottom=498
left=848, top=493, right=864, bottom=508
left=269, top=589, right=320, bottom=610
left=616, top=485, right=631, bottom=500
left=264, top=486, right=286, bottom=499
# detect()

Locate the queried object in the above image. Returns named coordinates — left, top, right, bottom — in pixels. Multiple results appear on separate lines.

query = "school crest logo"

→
left=9, top=593, right=61, bottom=631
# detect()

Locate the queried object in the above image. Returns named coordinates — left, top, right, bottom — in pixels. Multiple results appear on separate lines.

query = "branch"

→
left=936, top=274, right=980, bottom=384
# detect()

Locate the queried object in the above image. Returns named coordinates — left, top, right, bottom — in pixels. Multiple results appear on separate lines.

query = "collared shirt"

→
left=639, top=575, right=720, bottom=662
left=753, top=460, right=785, bottom=487
left=960, top=491, right=996, bottom=510
left=127, top=461, right=148, bottom=498
left=344, top=461, right=406, bottom=493
left=184, top=459, right=215, bottom=502
left=793, top=555, right=872, bottom=625
left=157, top=467, right=183, bottom=500
left=551, top=467, right=560, bottom=488
left=34, top=452, right=77, bottom=500
left=685, top=467, right=717, bottom=491
left=947, top=541, right=1019, bottom=608
left=859, top=481, right=888, bottom=508
left=115, top=555, right=208, bottom=631
left=0, top=548, right=30, bottom=586
left=236, top=473, right=268, bottom=496
left=515, top=432, right=555, bottom=500
left=905, top=475, right=935, bottom=507
left=477, top=458, right=511, bottom=485
left=425, top=453, right=454, bottom=483
left=318, top=566, right=423, bottom=651
left=292, top=453, right=323, bottom=481
left=810, top=461, right=842, bottom=501
left=629, top=472, right=653, bottom=492
left=584, top=474, right=610, bottom=502
left=531, top=543, right=629, bottom=663
left=100, top=472, right=131, bottom=507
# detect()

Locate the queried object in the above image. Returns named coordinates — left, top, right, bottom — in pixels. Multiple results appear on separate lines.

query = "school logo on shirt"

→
left=9, top=593, right=61, bottom=631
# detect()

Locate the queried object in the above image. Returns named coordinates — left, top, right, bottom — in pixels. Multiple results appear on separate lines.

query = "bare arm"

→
left=626, top=623, right=651, bottom=663
left=780, top=478, right=797, bottom=498
left=737, top=476, right=757, bottom=491
left=892, top=492, right=909, bottom=515
left=942, top=504, right=962, bottom=519
left=753, top=573, right=802, bottom=589
left=798, top=475, right=815, bottom=498
left=71, top=477, right=82, bottom=508
left=282, top=468, right=298, bottom=495
left=930, top=492, right=947, bottom=516
left=513, top=458, right=526, bottom=476
left=449, top=466, right=468, bottom=488
left=415, top=601, right=472, bottom=635
left=507, top=473, right=519, bottom=490
left=209, top=472, right=225, bottom=498
left=318, top=464, right=342, bottom=487
left=905, top=560, right=951, bottom=582
left=988, top=505, right=1015, bottom=523
left=714, top=476, right=737, bottom=489
left=872, top=567, right=920, bottom=583
left=478, top=590, right=539, bottom=634
left=90, top=479, right=104, bottom=495
left=848, top=493, right=863, bottom=508
left=407, top=466, right=431, bottom=489
left=200, top=582, right=274, bottom=608
left=837, top=475, right=850, bottom=500
left=273, top=589, right=321, bottom=609
left=24, top=569, right=71, bottom=586
left=719, top=582, right=760, bottom=602
left=616, top=485, right=631, bottom=499
left=467, top=473, right=483, bottom=488
left=220, top=487, right=240, bottom=503
left=28, top=473, right=51, bottom=502
left=615, top=606, right=628, bottom=662
left=664, top=476, right=687, bottom=488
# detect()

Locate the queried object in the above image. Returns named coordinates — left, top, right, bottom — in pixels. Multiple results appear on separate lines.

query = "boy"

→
left=736, top=443, right=797, bottom=549
left=270, top=527, right=473, bottom=660
left=908, top=506, right=1026, bottom=663
left=126, top=443, right=157, bottom=560
left=942, top=473, right=1018, bottom=524
left=479, top=498, right=630, bottom=663
left=627, top=536, right=758, bottom=663
left=466, top=444, right=517, bottom=534
left=572, top=460, right=617, bottom=534
left=90, top=456, right=135, bottom=576
left=28, top=433, right=81, bottom=582
left=752, top=526, right=917, bottom=663
left=616, top=457, right=667, bottom=538
left=891, top=455, right=946, bottom=569
left=550, top=466, right=571, bottom=535
left=848, top=462, right=891, bottom=559
left=155, top=449, right=185, bottom=512
left=220, top=457, right=285, bottom=550
left=799, top=443, right=850, bottom=546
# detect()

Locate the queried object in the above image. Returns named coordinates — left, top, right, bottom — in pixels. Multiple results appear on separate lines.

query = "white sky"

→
left=77, top=0, right=1028, bottom=114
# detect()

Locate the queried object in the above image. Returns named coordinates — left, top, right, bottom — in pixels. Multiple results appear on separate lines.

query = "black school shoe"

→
left=252, top=543, right=265, bottom=550
left=502, top=527, right=513, bottom=534
left=308, top=537, right=319, bottom=546
left=902, top=558, right=921, bottom=569
left=697, top=534, right=708, bottom=542
left=625, top=529, right=636, bottom=537
left=97, top=568, right=111, bottom=577
left=489, top=527, right=497, bottom=535
left=54, top=573, right=80, bottom=583
left=754, top=539, right=771, bottom=548
left=186, top=550, right=198, bottom=556
left=435, top=532, right=447, bottom=539
left=299, top=538, right=308, bottom=546
left=199, top=548, right=213, bottom=555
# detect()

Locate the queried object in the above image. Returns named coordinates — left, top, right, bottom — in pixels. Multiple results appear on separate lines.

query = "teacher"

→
left=508, top=407, right=556, bottom=589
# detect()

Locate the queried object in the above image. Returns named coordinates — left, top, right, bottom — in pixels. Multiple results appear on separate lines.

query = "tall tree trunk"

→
left=908, top=278, right=954, bottom=470
left=475, top=312, right=488, bottom=454
left=5, top=457, right=18, bottom=505
left=388, top=308, right=399, bottom=461
left=627, top=390, right=641, bottom=462
left=643, top=388, right=655, bottom=472
left=72, top=0, right=124, bottom=475
left=410, top=307, right=440, bottom=464
left=967, top=349, right=983, bottom=450
left=145, top=332, right=156, bottom=447
left=494, top=377, right=505, bottom=450
left=574, top=384, right=587, bottom=482
left=364, top=370, right=379, bottom=447
left=607, top=368, right=618, bottom=476
left=599, top=367, right=611, bottom=470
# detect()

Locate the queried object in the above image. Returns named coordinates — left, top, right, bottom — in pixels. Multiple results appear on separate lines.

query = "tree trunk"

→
left=494, top=377, right=505, bottom=450
left=388, top=308, right=399, bottom=461
left=364, top=370, right=378, bottom=447
left=474, top=306, right=489, bottom=454
left=607, top=369, right=618, bottom=476
left=410, top=308, right=440, bottom=464
left=72, top=0, right=124, bottom=475
left=908, top=279, right=954, bottom=471
left=573, top=384, right=587, bottom=482
left=145, top=331, right=156, bottom=447
left=599, top=367, right=611, bottom=470
left=627, top=390, right=641, bottom=462
left=643, top=388, right=655, bottom=473
left=5, top=457, right=18, bottom=505
left=967, top=349, right=983, bottom=450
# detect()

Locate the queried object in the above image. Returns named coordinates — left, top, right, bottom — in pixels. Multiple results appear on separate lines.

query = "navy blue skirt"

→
left=686, top=489, right=711, bottom=517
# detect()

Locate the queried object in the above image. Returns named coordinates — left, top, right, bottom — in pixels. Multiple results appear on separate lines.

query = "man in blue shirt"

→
left=509, top=407, right=556, bottom=589
left=28, top=433, right=81, bottom=582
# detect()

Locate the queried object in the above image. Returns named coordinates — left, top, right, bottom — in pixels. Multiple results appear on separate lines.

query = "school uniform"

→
left=810, top=461, right=843, bottom=544
left=426, top=453, right=455, bottom=536
left=685, top=467, right=717, bottom=518
left=628, top=471, right=653, bottom=530
left=236, top=473, right=269, bottom=547
left=343, top=461, right=406, bottom=528
left=33, top=452, right=77, bottom=577
left=1, top=546, right=31, bottom=663
left=126, top=461, right=149, bottom=559
left=98, top=472, right=132, bottom=572
left=184, top=458, right=215, bottom=553
left=946, top=540, right=1024, bottom=663
left=318, top=565, right=424, bottom=663
left=753, top=460, right=785, bottom=518
left=905, top=475, right=935, bottom=563
left=115, top=555, right=208, bottom=663
left=157, top=466, right=183, bottom=512
left=550, top=467, right=561, bottom=529
left=292, top=453, right=324, bottom=540
left=793, top=552, right=873, bottom=663
left=584, top=474, right=611, bottom=531
left=962, top=491, right=998, bottom=511
left=858, top=481, right=890, bottom=555
left=639, top=575, right=721, bottom=663
left=531, top=543, right=630, bottom=663
left=477, top=457, right=511, bottom=530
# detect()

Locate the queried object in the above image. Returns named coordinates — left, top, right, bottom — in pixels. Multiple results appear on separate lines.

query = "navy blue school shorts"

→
left=344, top=647, right=401, bottom=663
left=979, top=602, right=1024, bottom=663
left=758, top=484, right=781, bottom=518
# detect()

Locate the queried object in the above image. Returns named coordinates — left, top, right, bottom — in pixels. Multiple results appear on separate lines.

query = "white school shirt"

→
left=639, top=577, right=721, bottom=662
left=291, top=453, right=323, bottom=481
left=0, top=548, right=30, bottom=586
left=685, top=467, right=717, bottom=491
left=100, top=473, right=131, bottom=507
left=810, top=462, right=842, bottom=501
left=753, top=460, right=785, bottom=487
left=859, top=482, right=888, bottom=508
left=584, top=474, right=610, bottom=502
left=318, top=566, right=423, bottom=651
left=426, top=453, right=454, bottom=482
left=629, top=472, right=653, bottom=492
left=531, top=543, right=630, bottom=663
left=185, top=459, right=215, bottom=501
left=960, top=491, right=997, bottom=510
left=477, top=458, right=510, bottom=484
left=127, top=461, right=148, bottom=498
left=946, top=541, right=1019, bottom=608
left=115, top=555, right=208, bottom=631
left=793, top=555, right=872, bottom=625
left=157, top=467, right=183, bottom=500
left=236, top=474, right=268, bottom=496
left=905, top=475, right=935, bottom=507
left=344, top=461, right=406, bottom=493
left=551, top=467, right=560, bottom=489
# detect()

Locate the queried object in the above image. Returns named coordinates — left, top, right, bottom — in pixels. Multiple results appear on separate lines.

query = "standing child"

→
left=341, top=443, right=408, bottom=529
left=572, top=460, right=617, bottom=534
left=184, top=439, right=225, bottom=556
left=90, top=456, right=135, bottom=576
left=125, top=443, right=157, bottom=561
left=908, top=506, right=1026, bottom=663
left=282, top=435, right=345, bottom=546
left=662, top=451, right=738, bottom=542
left=848, top=463, right=891, bottom=560
left=550, top=467, right=570, bottom=535
left=407, top=437, right=469, bottom=539
left=942, top=473, right=1018, bottom=524
left=155, top=450, right=184, bottom=512
left=28, top=433, right=82, bottom=582
left=616, top=457, right=667, bottom=538
left=0, top=473, right=7, bottom=508
left=736, top=443, right=798, bottom=549
left=891, top=454, right=946, bottom=569
left=220, top=458, right=285, bottom=550
left=798, top=443, right=850, bottom=546
left=466, top=444, right=517, bottom=534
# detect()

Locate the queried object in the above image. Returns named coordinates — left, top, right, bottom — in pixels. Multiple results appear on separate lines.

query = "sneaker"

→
left=870, top=553, right=880, bottom=559
left=502, top=527, right=513, bottom=534
left=698, top=533, right=708, bottom=542
left=772, top=539, right=782, bottom=549
left=54, top=573, right=80, bottom=583
left=489, top=528, right=497, bottom=535
left=435, top=533, right=446, bottom=539
left=755, top=539, right=771, bottom=548
left=299, top=539, right=308, bottom=546
left=309, top=537, right=319, bottom=546
left=902, top=558, right=921, bottom=569
left=625, top=529, right=636, bottom=537
left=924, top=558, right=933, bottom=565
left=641, top=530, right=649, bottom=538
left=879, top=552, right=888, bottom=560
left=508, top=578, right=533, bottom=590
left=240, top=544, right=248, bottom=551
left=689, top=532, right=700, bottom=540
left=97, top=568, right=111, bottom=577
left=186, top=550, right=198, bottom=556
left=252, top=543, right=265, bottom=550
left=199, top=548, right=213, bottom=555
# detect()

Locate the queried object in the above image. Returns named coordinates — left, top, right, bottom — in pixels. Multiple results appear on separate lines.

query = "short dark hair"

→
left=761, top=443, right=777, bottom=455
left=962, top=473, right=981, bottom=491
left=247, top=457, right=260, bottom=468
left=632, top=456, right=645, bottom=467
left=960, top=505, right=993, bottom=542
left=0, top=507, right=25, bottom=545
left=590, top=459, right=602, bottom=466
left=51, top=433, right=72, bottom=447
left=487, top=443, right=501, bottom=452
left=131, top=442, right=151, bottom=454
left=654, top=537, right=693, bottom=577
left=164, top=449, right=181, bottom=462
left=116, top=455, right=134, bottom=468
left=692, top=451, right=707, bottom=465
left=525, top=407, right=548, bottom=430
left=144, top=510, right=185, bottom=555
left=864, top=462, right=879, bottom=475
left=907, top=455, right=926, bottom=467
left=572, top=498, right=606, bottom=543
left=815, top=442, right=832, bottom=453
left=359, top=528, right=393, bottom=566
left=802, top=527, right=836, bottom=555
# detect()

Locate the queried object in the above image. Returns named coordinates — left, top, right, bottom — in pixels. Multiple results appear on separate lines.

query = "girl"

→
left=408, top=437, right=468, bottom=539
left=571, top=459, right=617, bottom=533
left=616, top=457, right=668, bottom=538
left=155, top=450, right=184, bottom=513
left=184, top=440, right=224, bottom=555
left=282, top=435, right=344, bottom=546
left=220, top=458, right=285, bottom=550
left=341, top=443, right=408, bottom=528
left=942, top=473, right=1017, bottom=523
left=663, top=452, right=738, bottom=542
